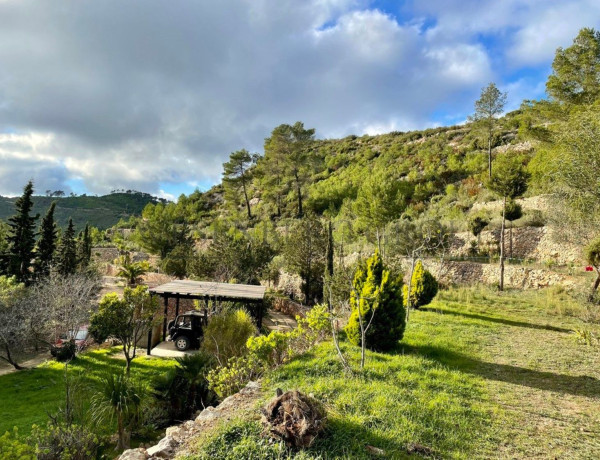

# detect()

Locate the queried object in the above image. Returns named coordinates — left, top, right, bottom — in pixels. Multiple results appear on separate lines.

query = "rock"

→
left=118, top=448, right=148, bottom=460
left=195, top=406, right=218, bottom=423
left=165, top=425, right=187, bottom=442
left=146, top=436, right=178, bottom=459
left=240, top=381, right=260, bottom=395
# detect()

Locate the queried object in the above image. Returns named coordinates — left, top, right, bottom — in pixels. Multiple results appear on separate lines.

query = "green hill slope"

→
left=0, top=192, right=161, bottom=230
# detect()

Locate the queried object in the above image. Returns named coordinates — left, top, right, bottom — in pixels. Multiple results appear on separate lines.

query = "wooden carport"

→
left=148, top=280, right=267, bottom=345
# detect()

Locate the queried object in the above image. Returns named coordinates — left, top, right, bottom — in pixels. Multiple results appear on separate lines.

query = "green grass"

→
left=0, top=348, right=175, bottom=437
left=186, top=286, right=600, bottom=459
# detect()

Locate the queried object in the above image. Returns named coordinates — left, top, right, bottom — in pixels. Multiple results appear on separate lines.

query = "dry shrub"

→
left=261, top=390, right=326, bottom=448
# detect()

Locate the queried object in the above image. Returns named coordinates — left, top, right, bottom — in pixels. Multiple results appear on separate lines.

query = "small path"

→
left=0, top=352, right=50, bottom=376
left=263, top=309, right=297, bottom=332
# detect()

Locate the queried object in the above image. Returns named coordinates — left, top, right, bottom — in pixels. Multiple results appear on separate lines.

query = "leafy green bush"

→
left=585, top=236, right=600, bottom=269
left=247, top=331, right=290, bottom=367
left=345, top=250, right=406, bottom=351
left=404, top=260, right=439, bottom=309
left=30, top=422, right=101, bottom=460
left=201, top=309, right=257, bottom=365
left=290, top=304, right=330, bottom=353
left=206, top=356, right=260, bottom=399
left=0, top=428, right=35, bottom=460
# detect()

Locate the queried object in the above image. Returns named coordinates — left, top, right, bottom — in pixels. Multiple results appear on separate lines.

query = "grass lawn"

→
left=0, top=347, right=176, bottom=439
left=185, top=286, right=600, bottom=459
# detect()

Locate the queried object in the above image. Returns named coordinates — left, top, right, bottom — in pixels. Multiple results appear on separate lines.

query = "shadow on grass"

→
left=306, top=416, right=415, bottom=460
left=419, top=307, right=572, bottom=333
left=397, top=343, right=600, bottom=399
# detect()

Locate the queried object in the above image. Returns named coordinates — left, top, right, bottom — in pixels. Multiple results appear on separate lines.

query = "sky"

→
left=0, top=0, right=599, bottom=199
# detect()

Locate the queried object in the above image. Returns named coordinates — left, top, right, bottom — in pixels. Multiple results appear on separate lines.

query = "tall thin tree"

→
left=77, top=223, right=93, bottom=268
left=222, top=149, right=258, bottom=219
left=57, top=218, right=78, bottom=276
left=34, top=202, right=58, bottom=276
left=469, top=83, right=507, bottom=178
left=7, top=181, right=39, bottom=282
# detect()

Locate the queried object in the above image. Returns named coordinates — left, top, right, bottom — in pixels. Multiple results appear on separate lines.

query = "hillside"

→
left=0, top=192, right=161, bottom=231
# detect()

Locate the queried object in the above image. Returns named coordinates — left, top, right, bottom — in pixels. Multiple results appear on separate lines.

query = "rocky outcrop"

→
left=450, top=226, right=582, bottom=265
left=118, top=381, right=261, bottom=460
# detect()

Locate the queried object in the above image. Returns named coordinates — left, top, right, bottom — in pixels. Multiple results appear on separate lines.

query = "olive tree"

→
left=0, top=276, right=28, bottom=369
left=585, top=236, right=600, bottom=301
left=89, top=286, right=159, bottom=374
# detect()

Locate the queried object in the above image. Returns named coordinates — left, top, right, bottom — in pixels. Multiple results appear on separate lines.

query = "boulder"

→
left=146, top=436, right=178, bottom=459
left=118, top=448, right=148, bottom=460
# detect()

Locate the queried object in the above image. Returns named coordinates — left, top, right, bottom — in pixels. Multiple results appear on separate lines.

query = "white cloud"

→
left=0, top=0, right=597, bottom=196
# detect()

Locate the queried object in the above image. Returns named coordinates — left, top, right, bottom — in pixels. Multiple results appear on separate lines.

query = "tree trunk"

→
left=589, top=270, right=600, bottom=302
left=2, top=344, right=25, bottom=370
left=116, top=414, right=130, bottom=451
left=242, top=181, right=252, bottom=219
left=499, top=197, right=506, bottom=291
left=295, top=176, right=303, bottom=218
left=488, top=135, right=492, bottom=179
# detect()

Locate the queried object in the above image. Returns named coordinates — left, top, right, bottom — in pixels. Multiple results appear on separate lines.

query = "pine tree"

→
left=7, top=181, right=39, bottom=282
left=56, top=218, right=78, bottom=276
left=222, top=149, right=258, bottom=219
left=34, top=202, right=58, bottom=276
left=77, top=223, right=92, bottom=268
left=469, top=82, right=507, bottom=178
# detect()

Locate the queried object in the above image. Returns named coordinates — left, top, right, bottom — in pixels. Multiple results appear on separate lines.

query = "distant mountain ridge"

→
left=0, top=192, right=162, bottom=230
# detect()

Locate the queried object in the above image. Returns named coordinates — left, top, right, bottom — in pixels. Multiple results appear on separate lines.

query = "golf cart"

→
left=168, top=311, right=207, bottom=351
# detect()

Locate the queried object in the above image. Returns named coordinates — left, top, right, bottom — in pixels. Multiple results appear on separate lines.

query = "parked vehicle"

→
left=168, top=311, right=206, bottom=351
left=55, top=326, right=91, bottom=351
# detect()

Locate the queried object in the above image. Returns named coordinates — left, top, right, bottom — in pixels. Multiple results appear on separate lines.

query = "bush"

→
left=345, top=250, right=406, bottom=351
left=247, top=331, right=290, bottom=367
left=201, top=309, right=257, bottom=365
left=206, top=356, right=260, bottom=399
left=50, top=340, right=77, bottom=362
left=290, top=304, right=330, bottom=353
left=585, top=236, right=600, bottom=269
left=404, top=260, right=439, bottom=309
left=151, top=352, right=216, bottom=424
left=0, top=428, right=35, bottom=460
left=30, top=422, right=101, bottom=460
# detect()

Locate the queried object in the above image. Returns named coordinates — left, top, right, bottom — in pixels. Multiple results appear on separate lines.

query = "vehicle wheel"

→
left=175, top=336, right=190, bottom=351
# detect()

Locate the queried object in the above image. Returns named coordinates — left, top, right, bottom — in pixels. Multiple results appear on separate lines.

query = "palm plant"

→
left=175, top=353, right=214, bottom=412
left=91, top=373, right=146, bottom=451
left=116, top=253, right=149, bottom=286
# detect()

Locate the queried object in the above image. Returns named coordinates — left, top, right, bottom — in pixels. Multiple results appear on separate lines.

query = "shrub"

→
left=30, top=422, right=101, bottom=460
left=247, top=331, right=290, bottom=367
left=206, top=356, right=260, bottom=398
left=151, top=352, right=216, bottom=424
left=290, top=304, right=330, bottom=353
left=201, top=309, right=257, bottom=365
left=0, top=428, right=35, bottom=460
left=404, top=260, right=439, bottom=309
left=50, top=340, right=77, bottom=362
left=585, top=236, right=600, bottom=269
left=345, top=250, right=406, bottom=351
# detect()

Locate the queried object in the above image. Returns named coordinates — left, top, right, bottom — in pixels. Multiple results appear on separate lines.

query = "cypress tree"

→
left=78, top=223, right=92, bottom=268
left=34, top=202, right=58, bottom=276
left=57, top=218, right=77, bottom=276
left=7, top=181, right=39, bottom=282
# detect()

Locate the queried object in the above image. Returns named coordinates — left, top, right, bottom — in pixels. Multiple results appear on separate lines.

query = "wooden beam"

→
left=163, top=295, right=169, bottom=341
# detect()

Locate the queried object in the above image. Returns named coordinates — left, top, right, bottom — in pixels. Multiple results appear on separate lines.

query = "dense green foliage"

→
left=56, top=218, right=78, bottom=276
left=34, top=202, right=58, bottom=276
left=200, top=309, right=257, bottom=365
left=6, top=181, right=38, bottom=282
left=345, top=251, right=405, bottom=351
left=404, top=260, right=439, bottom=309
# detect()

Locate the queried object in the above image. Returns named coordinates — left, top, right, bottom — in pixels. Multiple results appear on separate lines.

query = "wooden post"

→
left=162, top=295, right=169, bottom=341
left=175, top=295, right=180, bottom=317
left=147, top=329, right=152, bottom=355
left=204, top=297, right=209, bottom=326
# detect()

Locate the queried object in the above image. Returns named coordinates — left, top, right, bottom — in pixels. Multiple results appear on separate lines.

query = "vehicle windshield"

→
left=74, top=330, right=88, bottom=340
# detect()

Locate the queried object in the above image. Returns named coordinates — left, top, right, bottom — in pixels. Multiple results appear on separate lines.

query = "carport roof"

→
left=149, top=280, right=266, bottom=301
